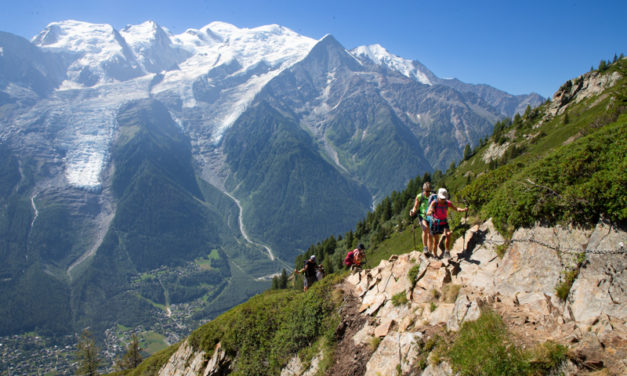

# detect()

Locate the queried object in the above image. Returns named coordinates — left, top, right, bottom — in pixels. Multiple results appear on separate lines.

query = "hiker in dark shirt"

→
left=296, top=255, right=319, bottom=291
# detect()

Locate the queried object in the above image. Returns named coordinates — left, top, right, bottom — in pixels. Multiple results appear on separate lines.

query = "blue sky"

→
left=1, top=0, right=625, bottom=98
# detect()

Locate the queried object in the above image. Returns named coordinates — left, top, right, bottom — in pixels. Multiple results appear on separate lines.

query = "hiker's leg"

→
left=432, top=234, right=441, bottom=257
left=444, top=229, right=452, bottom=250
left=428, top=232, right=435, bottom=256
left=421, top=219, right=429, bottom=248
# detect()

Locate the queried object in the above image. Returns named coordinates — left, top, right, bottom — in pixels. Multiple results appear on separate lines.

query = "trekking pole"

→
left=461, top=198, right=469, bottom=257
left=411, top=214, right=416, bottom=251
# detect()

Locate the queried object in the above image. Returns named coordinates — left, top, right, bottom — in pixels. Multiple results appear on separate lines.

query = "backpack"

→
left=426, top=194, right=438, bottom=217
left=344, top=251, right=354, bottom=266
left=304, top=260, right=317, bottom=278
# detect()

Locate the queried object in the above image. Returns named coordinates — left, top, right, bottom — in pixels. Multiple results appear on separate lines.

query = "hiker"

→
left=344, top=243, right=365, bottom=269
left=316, top=264, right=325, bottom=281
left=296, top=255, right=318, bottom=291
left=409, top=182, right=434, bottom=256
left=426, top=188, right=468, bottom=259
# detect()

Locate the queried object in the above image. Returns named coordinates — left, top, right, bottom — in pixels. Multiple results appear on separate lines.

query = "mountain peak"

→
left=351, top=44, right=433, bottom=85
left=32, top=20, right=117, bottom=47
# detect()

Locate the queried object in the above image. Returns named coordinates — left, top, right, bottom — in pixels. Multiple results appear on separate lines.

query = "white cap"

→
left=437, top=188, right=449, bottom=200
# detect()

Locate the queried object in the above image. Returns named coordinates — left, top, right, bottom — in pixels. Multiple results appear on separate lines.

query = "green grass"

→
left=364, top=225, right=420, bottom=268
left=391, top=291, right=409, bottom=306
left=408, top=264, right=421, bottom=289
left=184, top=274, right=344, bottom=376
left=448, top=310, right=568, bottom=375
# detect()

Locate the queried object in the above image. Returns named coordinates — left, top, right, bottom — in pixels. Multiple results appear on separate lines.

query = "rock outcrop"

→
left=157, top=218, right=626, bottom=375
left=340, top=218, right=626, bottom=375
left=549, top=69, right=623, bottom=117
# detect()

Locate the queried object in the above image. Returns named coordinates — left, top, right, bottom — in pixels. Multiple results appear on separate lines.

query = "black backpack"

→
left=304, top=260, right=317, bottom=278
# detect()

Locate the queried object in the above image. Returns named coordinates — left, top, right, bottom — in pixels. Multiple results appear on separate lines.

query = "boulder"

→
left=421, top=360, right=454, bottom=376
left=158, top=340, right=205, bottom=376
left=447, top=294, right=481, bottom=332
left=364, top=332, right=422, bottom=376
left=360, top=293, right=386, bottom=315
left=569, top=220, right=627, bottom=323
left=425, top=303, right=455, bottom=326
left=374, top=318, right=395, bottom=337
left=280, top=356, right=304, bottom=376
left=352, top=323, right=375, bottom=346
left=453, top=220, right=502, bottom=292
left=493, top=226, right=566, bottom=306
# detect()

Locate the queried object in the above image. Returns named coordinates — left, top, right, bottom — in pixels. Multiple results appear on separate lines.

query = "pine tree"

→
left=345, top=229, right=354, bottom=248
left=279, top=269, right=288, bottom=289
left=463, top=143, right=472, bottom=160
left=75, top=329, right=100, bottom=376
left=422, top=172, right=431, bottom=183
left=116, top=333, right=143, bottom=370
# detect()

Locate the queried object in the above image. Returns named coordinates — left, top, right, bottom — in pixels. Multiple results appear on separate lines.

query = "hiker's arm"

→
left=426, top=201, right=436, bottom=216
left=449, top=203, right=468, bottom=212
left=409, top=195, right=420, bottom=216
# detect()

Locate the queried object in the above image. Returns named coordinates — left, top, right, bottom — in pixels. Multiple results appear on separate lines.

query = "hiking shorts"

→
left=418, top=215, right=428, bottom=230
left=304, top=275, right=317, bottom=288
left=429, top=219, right=449, bottom=235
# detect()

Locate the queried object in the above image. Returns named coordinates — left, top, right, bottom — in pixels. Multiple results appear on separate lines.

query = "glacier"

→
left=26, top=20, right=317, bottom=189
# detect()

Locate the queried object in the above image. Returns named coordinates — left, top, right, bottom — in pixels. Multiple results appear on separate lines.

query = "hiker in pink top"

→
left=426, top=188, right=468, bottom=259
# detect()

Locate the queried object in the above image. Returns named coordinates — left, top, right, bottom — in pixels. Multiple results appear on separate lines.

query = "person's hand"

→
left=409, top=209, right=415, bottom=216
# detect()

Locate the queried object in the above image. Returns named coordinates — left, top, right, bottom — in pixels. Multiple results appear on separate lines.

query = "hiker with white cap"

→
left=426, top=188, right=468, bottom=259
left=296, top=255, right=319, bottom=291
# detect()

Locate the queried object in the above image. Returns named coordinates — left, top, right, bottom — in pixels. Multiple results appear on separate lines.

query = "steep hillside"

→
left=120, top=57, right=626, bottom=376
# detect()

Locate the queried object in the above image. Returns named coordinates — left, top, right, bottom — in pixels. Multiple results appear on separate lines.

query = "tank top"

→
left=433, top=200, right=451, bottom=221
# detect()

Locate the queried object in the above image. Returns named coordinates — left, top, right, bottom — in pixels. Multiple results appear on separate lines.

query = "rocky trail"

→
left=154, top=217, right=626, bottom=375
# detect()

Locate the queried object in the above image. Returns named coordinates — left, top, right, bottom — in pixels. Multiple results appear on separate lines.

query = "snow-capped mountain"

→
left=351, top=44, right=434, bottom=85
left=120, top=21, right=190, bottom=74
left=23, top=20, right=316, bottom=189
left=0, top=19, right=544, bottom=343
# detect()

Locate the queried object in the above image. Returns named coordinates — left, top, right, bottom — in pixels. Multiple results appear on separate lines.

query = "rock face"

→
left=158, top=218, right=626, bottom=375
left=339, top=218, right=627, bottom=376
left=158, top=340, right=230, bottom=376
left=548, top=69, right=623, bottom=117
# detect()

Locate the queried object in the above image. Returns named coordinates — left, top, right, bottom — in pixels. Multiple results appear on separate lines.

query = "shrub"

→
left=369, top=336, right=381, bottom=351
left=528, top=341, right=568, bottom=372
left=408, top=264, right=420, bottom=289
left=391, top=291, right=409, bottom=306
left=442, top=284, right=461, bottom=303
left=448, top=310, right=530, bottom=375
left=187, top=274, right=343, bottom=376
left=483, top=119, right=627, bottom=234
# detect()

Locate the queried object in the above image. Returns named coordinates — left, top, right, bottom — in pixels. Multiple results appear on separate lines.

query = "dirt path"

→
left=324, top=281, right=372, bottom=376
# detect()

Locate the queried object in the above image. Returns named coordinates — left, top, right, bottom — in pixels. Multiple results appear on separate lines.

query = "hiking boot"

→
left=443, top=250, right=451, bottom=259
